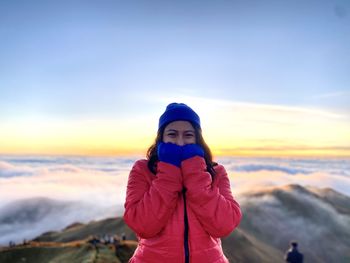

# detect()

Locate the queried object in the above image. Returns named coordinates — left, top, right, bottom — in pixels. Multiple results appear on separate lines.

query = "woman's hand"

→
left=157, top=142, right=182, bottom=167
left=181, top=144, right=204, bottom=161
left=157, top=143, right=204, bottom=167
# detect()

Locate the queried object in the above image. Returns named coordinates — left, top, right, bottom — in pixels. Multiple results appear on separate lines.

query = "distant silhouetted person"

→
left=88, top=236, right=101, bottom=253
left=103, top=234, right=110, bottom=244
left=285, top=241, right=304, bottom=263
left=114, top=238, right=121, bottom=257
left=8, top=241, right=16, bottom=248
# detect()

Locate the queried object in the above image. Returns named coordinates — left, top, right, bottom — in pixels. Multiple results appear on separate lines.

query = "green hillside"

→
left=222, top=228, right=284, bottom=263
left=0, top=241, right=137, bottom=263
left=0, top=245, right=94, bottom=263
left=33, top=217, right=136, bottom=243
left=238, top=184, right=350, bottom=262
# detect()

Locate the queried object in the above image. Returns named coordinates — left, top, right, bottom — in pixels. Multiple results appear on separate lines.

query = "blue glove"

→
left=181, top=144, right=204, bottom=161
left=157, top=142, right=182, bottom=167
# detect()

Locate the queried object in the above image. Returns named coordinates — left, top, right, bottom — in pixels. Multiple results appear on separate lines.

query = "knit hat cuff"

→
left=158, top=103, right=201, bottom=130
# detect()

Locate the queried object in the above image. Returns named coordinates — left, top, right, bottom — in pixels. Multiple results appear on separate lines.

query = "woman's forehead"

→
left=164, top=121, right=195, bottom=131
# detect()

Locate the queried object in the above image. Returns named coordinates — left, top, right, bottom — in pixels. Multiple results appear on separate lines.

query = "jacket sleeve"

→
left=123, top=160, right=183, bottom=238
left=182, top=156, right=242, bottom=238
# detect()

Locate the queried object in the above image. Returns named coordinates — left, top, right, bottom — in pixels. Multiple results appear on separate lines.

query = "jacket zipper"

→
left=182, top=188, right=190, bottom=263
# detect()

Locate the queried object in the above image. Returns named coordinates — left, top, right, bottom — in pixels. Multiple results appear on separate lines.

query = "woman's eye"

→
left=167, top=133, right=176, bottom=137
left=186, top=134, right=194, bottom=137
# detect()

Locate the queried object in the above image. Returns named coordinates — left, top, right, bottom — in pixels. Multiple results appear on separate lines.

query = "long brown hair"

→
left=146, top=122, right=217, bottom=178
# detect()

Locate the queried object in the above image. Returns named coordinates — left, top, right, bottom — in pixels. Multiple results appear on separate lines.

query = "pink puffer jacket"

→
left=124, top=156, right=242, bottom=263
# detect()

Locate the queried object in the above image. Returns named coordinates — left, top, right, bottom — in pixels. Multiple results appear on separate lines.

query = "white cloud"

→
left=313, top=91, right=350, bottom=99
left=0, top=155, right=349, bottom=245
left=0, top=156, right=136, bottom=208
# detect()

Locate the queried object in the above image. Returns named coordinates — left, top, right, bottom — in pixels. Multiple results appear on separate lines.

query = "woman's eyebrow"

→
left=165, top=129, right=178, bottom=132
left=165, top=129, right=194, bottom=133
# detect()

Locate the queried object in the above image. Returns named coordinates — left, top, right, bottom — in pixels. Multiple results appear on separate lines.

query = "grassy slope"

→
left=222, top=228, right=284, bottom=263
left=0, top=245, right=94, bottom=263
left=239, top=184, right=350, bottom=263
left=0, top=241, right=137, bottom=263
left=34, top=218, right=136, bottom=243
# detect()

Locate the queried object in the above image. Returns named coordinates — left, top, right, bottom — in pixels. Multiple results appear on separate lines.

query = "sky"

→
left=0, top=0, right=349, bottom=157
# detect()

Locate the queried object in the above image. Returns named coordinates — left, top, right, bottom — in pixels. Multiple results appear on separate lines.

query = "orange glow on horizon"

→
left=1, top=99, right=349, bottom=158
left=1, top=143, right=349, bottom=158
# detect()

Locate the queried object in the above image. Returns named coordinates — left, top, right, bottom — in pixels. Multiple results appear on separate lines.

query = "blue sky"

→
left=0, top=0, right=349, bottom=156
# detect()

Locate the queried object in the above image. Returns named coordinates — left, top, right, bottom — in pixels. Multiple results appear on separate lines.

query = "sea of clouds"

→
left=0, top=155, right=349, bottom=245
left=219, top=156, right=350, bottom=196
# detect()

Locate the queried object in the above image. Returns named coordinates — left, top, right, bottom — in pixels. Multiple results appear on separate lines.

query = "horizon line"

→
left=1, top=151, right=349, bottom=159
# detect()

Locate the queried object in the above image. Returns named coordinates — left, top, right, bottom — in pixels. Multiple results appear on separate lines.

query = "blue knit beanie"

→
left=158, top=103, right=201, bottom=131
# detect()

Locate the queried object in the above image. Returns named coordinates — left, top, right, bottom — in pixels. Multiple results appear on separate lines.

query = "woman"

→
left=124, top=103, right=242, bottom=263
